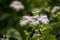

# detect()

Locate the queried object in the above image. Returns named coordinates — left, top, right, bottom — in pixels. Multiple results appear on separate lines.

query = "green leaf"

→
left=0, top=14, right=10, bottom=21
left=6, top=28, right=22, bottom=40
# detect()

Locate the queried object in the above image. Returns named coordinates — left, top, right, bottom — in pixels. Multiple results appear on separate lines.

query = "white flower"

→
left=19, top=15, right=34, bottom=26
left=38, top=14, right=47, bottom=21
left=19, top=20, right=29, bottom=26
left=22, top=15, right=32, bottom=20
left=19, top=14, right=49, bottom=26
left=39, top=14, right=49, bottom=24
left=30, top=20, right=39, bottom=26
left=22, top=15, right=33, bottom=22
left=10, top=1, right=24, bottom=11
left=41, top=19, right=49, bottom=24
left=51, top=6, right=60, bottom=13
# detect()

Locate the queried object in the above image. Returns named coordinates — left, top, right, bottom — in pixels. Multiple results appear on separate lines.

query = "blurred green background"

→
left=0, top=0, right=60, bottom=40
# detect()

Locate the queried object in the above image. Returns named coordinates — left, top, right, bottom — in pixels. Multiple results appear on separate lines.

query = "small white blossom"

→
left=39, top=14, right=49, bottom=24
left=22, top=15, right=33, bottom=22
left=10, top=1, right=24, bottom=11
left=51, top=6, right=60, bottom=13
left=41, top=19, right=49, bottom=24
left=22, top=15, right=32, bottom=20
left=30, top=20, right=39, bottom=26
left=19, top=20, right=29, bottom=26
left=19, top=15, right=33, bottom=26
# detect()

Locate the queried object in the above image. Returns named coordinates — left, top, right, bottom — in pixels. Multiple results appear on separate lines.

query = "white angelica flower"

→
left=38, top=14, right=47, bottom=21
left=30, top=20, right=39, bottom=26
left=22, top=15, right=32, bottom=20
left=19, top=14, right=49, bottom=26
left=41, top=19, right=49, bottom=24
left=39, top=14, right=49, bottom=24
left=22, top=15, right=33, bottom=22
left=10, top=1, right=24, bottom=11
left=20, top=15, right=33, bottom=26
left=51, top=6, right=60, bottom=13
left=19, top=20, right=29, bottom=26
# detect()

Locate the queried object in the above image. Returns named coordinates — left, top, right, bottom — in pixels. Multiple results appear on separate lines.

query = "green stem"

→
left=26, top=35, right=29, bottom=40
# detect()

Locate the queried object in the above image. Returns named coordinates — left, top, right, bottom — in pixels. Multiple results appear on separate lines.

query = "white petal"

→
left=22, top=15, right=31, bottom=20
left=30, top=20, right=39, bottom=26
left=33, top=15, right=39, bottom=19
left=19, top=20, right=28, bottom=26
left=51, top=6, right=60, bottom=13
left=39, top=14, right=49, bottom=24
left=41, top=19, right=49, bottom=24
left=10, top=1, right=24, bottom=11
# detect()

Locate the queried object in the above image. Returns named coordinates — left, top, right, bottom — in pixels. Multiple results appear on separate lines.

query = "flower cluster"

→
left=10, top=1, right=24, bottom=11
left=39, top=14, right=49, bottom=24
left=51, top=6, right=60, bottom=13
left=19, top=14, right=49, bottom=26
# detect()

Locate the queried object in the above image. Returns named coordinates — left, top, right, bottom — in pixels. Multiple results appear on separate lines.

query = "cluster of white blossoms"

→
left=19, top=14, right=49, bottom=26
left=10, top=1, right=24, bottom=11
left=51, top=6, right=60, bottom=13
left=38, top=14, right=49, bottom=25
